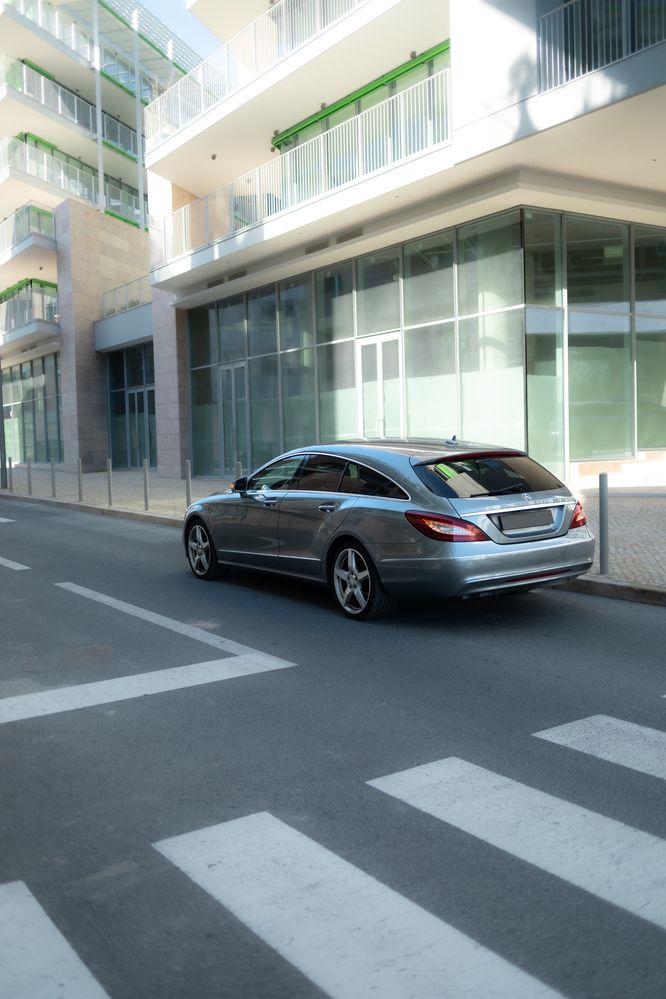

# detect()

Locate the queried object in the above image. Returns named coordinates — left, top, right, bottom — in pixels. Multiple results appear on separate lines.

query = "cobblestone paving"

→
left=1, top=468, right=664, bottom=593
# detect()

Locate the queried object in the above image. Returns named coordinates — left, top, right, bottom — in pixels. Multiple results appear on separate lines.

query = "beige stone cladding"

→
left=56, top=200, right=149, bottom=472
left=152, top=289, right=190, bottom=478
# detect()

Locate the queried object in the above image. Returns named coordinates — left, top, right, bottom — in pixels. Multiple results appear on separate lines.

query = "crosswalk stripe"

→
left=534, top=715, right=666, bottom=780
left=0, top=654, right=293, bottom=725
left=0, top=555, right=29, bottom=570
left=0, top=518, right=15, bottom=523
left=155, top=811, right=563, bottom=999
left=0, top=881, right=109, bottom=998
left=55, top=582, right=288, bottom=661
left=368, top=757, right=666, bottom=931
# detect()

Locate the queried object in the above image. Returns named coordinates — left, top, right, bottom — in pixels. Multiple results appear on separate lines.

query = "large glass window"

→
left=635, top=225, right=666, bottom=317
left=404, top=322, right=456, bottom=439
left=191, top=367, right=219, bottom=475
left=403, top=232, right=454, bottom=326
left=636, top=318, right=666, bottom=448
left=356, top=248, right=401, bottom=335
left=280, top=277, right=313, bottom=351
left=249, top=355, right=279, bottom=469
left=189, top=306, right=218, bottom=367
left=219, top=295, right=246, bottom=363
left=526, top=308, right=565, bottom=477
left=459, top=309, right=525, bottom=449
left=566, top=215, right=629, bottom=311
left=282, top=349, right=316, bottom=451
left=318, top=341, right=356, bottom=441
left=315, top=262, right=353, bottom=343
left=457, top=211, right=523, bottom=316
left=248, top=288, right=277, bottom=355
left=568, top=312, right=632, bottom=458
left=1, top=353, right=62, bottom=464
left=524, top=209, right=562, bottom=307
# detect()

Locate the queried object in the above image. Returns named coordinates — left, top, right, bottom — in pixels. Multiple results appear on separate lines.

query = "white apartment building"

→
left=0, top=0, right=200, bottom=473
left=139, top=0, right=666, bottom=492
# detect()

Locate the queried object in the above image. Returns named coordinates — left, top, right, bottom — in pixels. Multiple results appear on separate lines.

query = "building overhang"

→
left=94, top=302, right=153, bottom=352
left=0, top=318, right=60, bottom=361
left=0, top=233, right=57, bottom=287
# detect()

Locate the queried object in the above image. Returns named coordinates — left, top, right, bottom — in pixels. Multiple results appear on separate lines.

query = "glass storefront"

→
left=188, top=209, right=666, bottom=479
left=107, top=344, right=156, bottom=469
left=1, top=353, right=63, bottom=463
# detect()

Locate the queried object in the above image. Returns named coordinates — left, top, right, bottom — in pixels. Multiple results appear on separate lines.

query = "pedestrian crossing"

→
left=5, top=699, right=666, bottom=995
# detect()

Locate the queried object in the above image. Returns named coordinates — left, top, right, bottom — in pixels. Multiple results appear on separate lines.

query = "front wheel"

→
left=186, top=520, right=222, bottom=580
left=330, top=543, right=396, bottom=620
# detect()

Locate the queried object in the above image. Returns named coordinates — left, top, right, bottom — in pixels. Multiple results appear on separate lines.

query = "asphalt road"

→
left=1, top=498, right=665, bottom=999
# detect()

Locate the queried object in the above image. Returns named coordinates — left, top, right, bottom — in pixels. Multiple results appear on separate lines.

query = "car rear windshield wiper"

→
left=468, top=483, right=528, bottom=497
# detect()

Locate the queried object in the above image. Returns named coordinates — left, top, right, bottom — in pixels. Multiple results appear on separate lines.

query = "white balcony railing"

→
left=0, top=137, right=144, bottom=225
left=0, top=203, right=54, bottom=257
left=150, top=70, right=451, bottom=269
left=538, top=0, right=666, bottom=91
left=0, top=282, right=58, bottom=334
left=102, top=274, right=151, bottom=316
left=2, top=60, right=139, bottom=158
left=145, top=0, right=371, bottom=152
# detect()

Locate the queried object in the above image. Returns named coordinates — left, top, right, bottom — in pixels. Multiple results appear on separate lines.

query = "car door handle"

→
left=318, top=503, right=336, bottom=513
left=254, top=494, right=278, bottom=507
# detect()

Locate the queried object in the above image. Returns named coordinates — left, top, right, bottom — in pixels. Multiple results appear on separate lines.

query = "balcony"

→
left=150, top=70, right=451, bottom=270
left=0, top=277, right=59, bottom=355
left=0, top=203, right=56, bottom=285
left=0, top=136, right=144, bottom=225
left=0, top=59, right=139, bottom=162
left=538, top=0, right=666, bottom=91
left=102, top=273, right=151, bottom=316
left=145, top=0, right=374, bottom=153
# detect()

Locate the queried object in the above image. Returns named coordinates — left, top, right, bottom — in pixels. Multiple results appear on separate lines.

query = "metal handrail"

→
left=150, top=70, right=451, bottom=269
left=145, top=0, right=371, bottom=151
left=538, top=0, right=666, bottom=91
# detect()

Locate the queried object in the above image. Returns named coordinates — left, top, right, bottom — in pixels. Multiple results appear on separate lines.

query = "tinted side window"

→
left=248, top=456, right=303, bottom=491
left=340, top=462, right=408, bottom=499
left=415, top=455, right=564, bottom=498
left=296, top=456, right=346, bottom=491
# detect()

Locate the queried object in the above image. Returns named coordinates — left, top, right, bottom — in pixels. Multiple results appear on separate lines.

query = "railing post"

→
left=78, top=458, right=83, bottom=501
left=598, top=472, right=609, bottom=575
left=185, top=459, right=192, bottom=508
left=27, top=460, right=32, bottom=495
left=51, top=460, right=56, bottom=498
left=143, top=458, right=149, bottom=511
left=107, top=457, right=113, bottom=507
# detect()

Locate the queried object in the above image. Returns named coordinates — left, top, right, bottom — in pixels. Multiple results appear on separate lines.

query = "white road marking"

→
left=0, top=517, right=15, bottom=523
left=369, top=757, right=666, bottom=931
left=534, top=715, right=666, bottom=781
left=55, top=582, right=289, bottom=661
left=0, top=555, right=29, bottom=570
left=0, top=654, right=293, bottom=725
left=155, top=811, right=562, bottom=999
left=0, top=881, right=110, bottom=999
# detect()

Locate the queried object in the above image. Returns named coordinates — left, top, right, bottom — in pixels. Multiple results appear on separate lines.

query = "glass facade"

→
left=187, top=209, right=666, bottom=479
left=2, top=353, right=62, bottom=463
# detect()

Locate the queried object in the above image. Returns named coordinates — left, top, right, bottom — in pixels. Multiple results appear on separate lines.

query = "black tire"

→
left=185, top=519, right=222, bottom=580
left=330, top=542, right=396, bottom=620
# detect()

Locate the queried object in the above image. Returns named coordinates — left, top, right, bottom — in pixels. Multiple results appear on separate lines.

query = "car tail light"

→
left=405, top=510, right=490, bottom=542
left=569, top=501, right=587, bottom=529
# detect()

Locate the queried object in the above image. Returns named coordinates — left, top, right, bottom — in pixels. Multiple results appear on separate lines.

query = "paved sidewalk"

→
left=1, top=466, right=665, bottom=607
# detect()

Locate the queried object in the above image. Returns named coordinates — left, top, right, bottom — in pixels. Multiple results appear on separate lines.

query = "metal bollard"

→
left=143, top=458, right=149, bottom=511
left=8, top=457, right=13, bottom=493
left=185, top=459, right=192, bottom=508
left=107, top=458, right=113, bottom=507
left=235, top=461, right=242, bottom=481
left=598, top=472, right=609, bottom=575
left=78, top=458, right=83, bottom=502
left=51, top=460, right=56, bottom=498
left=27, top=460, right=32, bottom=496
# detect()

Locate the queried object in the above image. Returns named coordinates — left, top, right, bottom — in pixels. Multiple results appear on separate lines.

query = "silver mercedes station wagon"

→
left=183, top=440, right=595, bottom=620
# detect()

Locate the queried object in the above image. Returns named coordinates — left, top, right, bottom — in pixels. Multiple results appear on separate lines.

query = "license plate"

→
left=499, top=509, right=552, bottom=530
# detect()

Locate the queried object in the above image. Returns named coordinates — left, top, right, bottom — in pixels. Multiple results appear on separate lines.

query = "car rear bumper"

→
left=377, top=531, right=595, bottom=597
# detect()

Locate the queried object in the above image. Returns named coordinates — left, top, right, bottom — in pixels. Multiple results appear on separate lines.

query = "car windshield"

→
left=414, top=455, right=564, bottom=499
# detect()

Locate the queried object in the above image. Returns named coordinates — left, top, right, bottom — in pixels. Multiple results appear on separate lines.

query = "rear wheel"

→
left=330, top=543, right=396, bottom=620
left=186, top=519, right=222, bottom=580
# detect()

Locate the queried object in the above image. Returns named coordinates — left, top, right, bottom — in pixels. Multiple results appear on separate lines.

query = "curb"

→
left=0, top=491, right=182, bottom=528
left=563, top=576, right=666, bottom=608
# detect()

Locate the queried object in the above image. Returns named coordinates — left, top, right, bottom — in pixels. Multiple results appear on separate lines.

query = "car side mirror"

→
left=232, top=476, right=248, bottom=493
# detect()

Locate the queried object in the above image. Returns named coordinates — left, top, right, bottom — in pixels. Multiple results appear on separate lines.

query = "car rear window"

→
left=414, top=454, right=565, bottom=498
left=340, top=462, right=408, bottom=499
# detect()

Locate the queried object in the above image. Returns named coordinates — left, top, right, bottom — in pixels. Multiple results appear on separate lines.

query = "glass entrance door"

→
left=220, top=362, right=249, bottom=478
left=358, top=334, right=403, bottom=438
